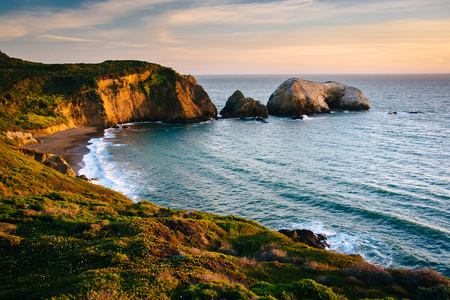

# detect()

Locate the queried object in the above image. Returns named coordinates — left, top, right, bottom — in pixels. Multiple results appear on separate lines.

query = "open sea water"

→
left=80, top=74, right=450, bottom=276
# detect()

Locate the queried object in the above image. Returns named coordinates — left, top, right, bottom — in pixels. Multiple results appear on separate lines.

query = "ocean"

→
left=79, top=74, right=450, bottom=277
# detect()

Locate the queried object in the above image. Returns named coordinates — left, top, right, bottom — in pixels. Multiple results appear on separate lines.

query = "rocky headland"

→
left=267, top=78, right=370, bottom=118
left=0, top=51, right=217, bottom=136
left=220, top=90, right=268, bottom=119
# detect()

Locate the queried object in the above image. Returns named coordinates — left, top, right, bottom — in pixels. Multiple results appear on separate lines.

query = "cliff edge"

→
left=0, top=51, right=217, bottom=134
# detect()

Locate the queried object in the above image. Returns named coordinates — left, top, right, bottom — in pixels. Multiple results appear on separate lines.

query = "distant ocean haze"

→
left=80, top=74, right=450, bottom=277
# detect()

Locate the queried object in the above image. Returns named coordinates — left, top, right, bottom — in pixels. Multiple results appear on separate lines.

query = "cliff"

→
left=0, top=51, right=217, bottom=133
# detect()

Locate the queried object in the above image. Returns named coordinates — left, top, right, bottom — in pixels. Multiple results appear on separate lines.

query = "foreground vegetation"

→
left=1, top=50, right=449, bottom=299
left=0, top=139, right=449, bottom=300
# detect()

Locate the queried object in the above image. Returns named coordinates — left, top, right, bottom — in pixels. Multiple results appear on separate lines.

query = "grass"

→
left=0, top=50, right=449, bottom=299
left=0, top=141, right=449, bottom=299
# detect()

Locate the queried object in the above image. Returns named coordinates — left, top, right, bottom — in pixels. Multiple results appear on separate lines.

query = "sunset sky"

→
left=1, top=0, right=449, bottom=74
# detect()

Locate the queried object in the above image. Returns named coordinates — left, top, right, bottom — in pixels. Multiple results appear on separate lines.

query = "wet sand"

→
left=25, top=127, right=104, bottom=175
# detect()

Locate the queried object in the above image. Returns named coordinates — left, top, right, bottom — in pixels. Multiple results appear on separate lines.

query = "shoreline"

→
left=25, top=127, right=104, bottom=175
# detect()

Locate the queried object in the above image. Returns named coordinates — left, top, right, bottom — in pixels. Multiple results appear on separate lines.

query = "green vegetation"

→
left=0, top=142, right=449, bottom=299
left=0, top=50, right=449, bottom=299
left=0, top=51, right=184, bottom=131
left=140, top=68, right=183, bottom=107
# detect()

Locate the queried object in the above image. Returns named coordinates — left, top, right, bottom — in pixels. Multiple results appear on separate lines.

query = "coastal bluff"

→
left=267, top=78, right=370, bottom=118
left=0, top=51, right=217, bottom=134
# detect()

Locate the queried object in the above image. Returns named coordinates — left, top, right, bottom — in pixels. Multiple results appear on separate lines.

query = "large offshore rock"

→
left=267, top=78, right=370, bottom=117
left=220, top=90, right=268, bottom=118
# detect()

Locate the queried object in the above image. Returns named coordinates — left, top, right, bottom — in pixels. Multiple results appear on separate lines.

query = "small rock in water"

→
left=279, top=229, right=329, bottom=249
left=77, top=175, right=89, bottom=181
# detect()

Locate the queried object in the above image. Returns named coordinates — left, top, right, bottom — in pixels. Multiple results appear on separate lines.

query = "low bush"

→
left=250, top=279, right=340, bottom=300
left=175, top=281, right=257, bottom=300
left=255, top=244, right=294, bottom=263
left=343, top=262, right=393, bottom=286
left=397, top=268, right=450, bottom=289
left=417, top=285, right=450, bottom=300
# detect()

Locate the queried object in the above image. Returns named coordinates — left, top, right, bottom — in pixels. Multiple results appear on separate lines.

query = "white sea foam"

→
left=278, top=220, right=395, bottom=267
left=80, top=135, right=139, bottom=201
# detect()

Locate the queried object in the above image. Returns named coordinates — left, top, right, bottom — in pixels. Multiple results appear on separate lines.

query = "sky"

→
left=0, top=0, right=450, bottom=74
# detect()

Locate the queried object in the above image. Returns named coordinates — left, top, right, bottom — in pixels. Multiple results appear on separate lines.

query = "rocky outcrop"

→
left=16, top=148, right=76, bottom=177
left=279, top=229, right=329, bottom=249
left=0, top=52, right=217, bottom=134
left=90, top=73, right=217, bottom=126
left=6, top=131, right=38, bottom=145
left=220, top=90, right=268, bottom=119
left=267, top=78, right=370, bottom=118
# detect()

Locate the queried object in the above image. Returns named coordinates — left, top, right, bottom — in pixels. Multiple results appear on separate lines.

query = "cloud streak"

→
left=1, top=0, right=449, bottom=73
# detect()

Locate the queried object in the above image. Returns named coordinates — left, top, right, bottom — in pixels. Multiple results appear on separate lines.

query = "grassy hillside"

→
left=0, top=51, right=183, bottom=131
left=0, top=141, right=449, bottom=299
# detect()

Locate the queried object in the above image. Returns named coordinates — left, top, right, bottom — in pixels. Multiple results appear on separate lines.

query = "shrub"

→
left=0, top=222, right=17, bottom=234
left=417, top=285, right=450, bottom=300
left=251, top=279, right=341, bottom=300
left=218, top=240, right=236, bottom=256
left=397, top=268, right=450, bottom=289
left=176, top=281, right=256, bottom=300
left=0, top=234, right=21, bottom=248
left=255, top=245, right=293, bottom=263
left=343, top=262, right=393, bottom=285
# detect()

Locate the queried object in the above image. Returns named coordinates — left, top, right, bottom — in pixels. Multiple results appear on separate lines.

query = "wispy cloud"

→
left=38, top=34, right=150, bottom=49
left=0, top=0, right=174, bottom=40
left=1, top=0, right=449, bottom=72
left=38, top=35, right=102, bottom=43
left=168, top=0, right=317, bottom=26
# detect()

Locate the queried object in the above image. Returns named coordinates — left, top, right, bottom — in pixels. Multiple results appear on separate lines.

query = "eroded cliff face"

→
left=71, top=71, right=217, bottom=127
left=96, top=71, right=153, bottom=126
left=0, top=54, right=216, bottom=133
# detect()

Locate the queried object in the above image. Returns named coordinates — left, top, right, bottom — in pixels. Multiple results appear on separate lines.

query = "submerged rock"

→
left=279, top=229, right=329, bottom=249
left=220, top=90, right=268, bottom=119
left=267, top=78, right=370, bottom=117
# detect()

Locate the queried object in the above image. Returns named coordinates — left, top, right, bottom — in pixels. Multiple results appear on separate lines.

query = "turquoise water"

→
left=80, top=74, right=450, bottom=276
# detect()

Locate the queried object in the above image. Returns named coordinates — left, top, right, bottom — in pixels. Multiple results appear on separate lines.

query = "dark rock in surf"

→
left=220, top=90, right=268, bottom=119
left=255, top=116, right=268, bottom=123
left=267, top=78, right=370, bottom=117
left=279, top=229, right=329, bottom=249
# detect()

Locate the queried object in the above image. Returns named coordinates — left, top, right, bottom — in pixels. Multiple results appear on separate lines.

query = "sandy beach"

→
left=25, top=127, right=104, bottom=175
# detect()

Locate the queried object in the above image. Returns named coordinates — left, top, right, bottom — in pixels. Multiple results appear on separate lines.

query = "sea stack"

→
left=267, top=78, right=370, bottom=118
left=220, top=90, right=268, bottom=119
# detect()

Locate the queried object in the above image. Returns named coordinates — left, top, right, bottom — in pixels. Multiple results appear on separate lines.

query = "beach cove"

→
left=24, top=74, right=450, bottom=278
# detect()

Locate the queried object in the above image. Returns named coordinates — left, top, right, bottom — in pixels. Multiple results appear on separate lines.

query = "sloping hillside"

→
left=0, top=141, right=449, bottom=299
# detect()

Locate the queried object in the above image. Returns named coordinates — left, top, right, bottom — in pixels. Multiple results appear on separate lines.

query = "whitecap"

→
left=277, top=220, right=395, bottom=268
